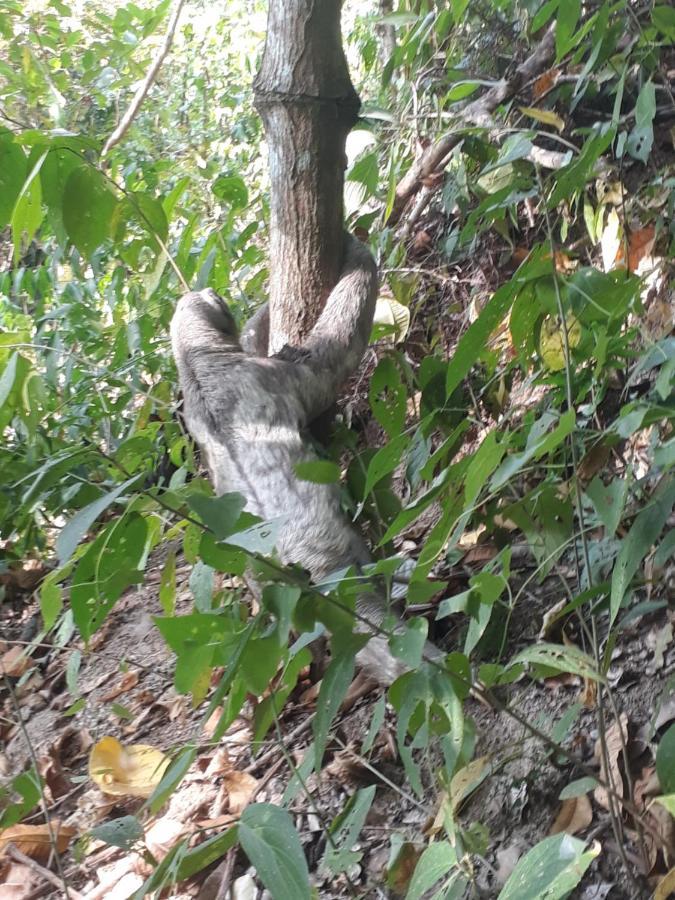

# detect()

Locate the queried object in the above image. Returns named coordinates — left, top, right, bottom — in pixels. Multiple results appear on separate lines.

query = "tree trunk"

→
left=254, top=0, right=360, bottom=353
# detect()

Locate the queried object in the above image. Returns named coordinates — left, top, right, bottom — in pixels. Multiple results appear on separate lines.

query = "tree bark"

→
left=254, top=0, right=360, bottom=353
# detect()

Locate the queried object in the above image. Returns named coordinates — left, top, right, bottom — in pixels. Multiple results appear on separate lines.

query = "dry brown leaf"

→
left=89, top=736, right=170, bottom=798
left=0, top=822, right=76, bottom=862
left=533, top=68, right=559, bottom=99
left=626, top=224, right=656, bottom=274
left=593, top=713, right=628, bottom=810
left=449, top=756, right=490, bottom=814
left=549, top=795, right=593, bottom=836
left=386, top=842, right=421, bottom=895
left=224, top=770, right=258, bottom=815
left=0, top=861, right=38, bottom=898
left=580, top=678, right=597, bottom=709
left=101, top=671, right=139, bottom=702
left=0, top=646, right=31, bottom=678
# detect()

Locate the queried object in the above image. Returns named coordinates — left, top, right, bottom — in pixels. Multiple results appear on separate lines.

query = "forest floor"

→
left=2, top=231, right=674, bottom=900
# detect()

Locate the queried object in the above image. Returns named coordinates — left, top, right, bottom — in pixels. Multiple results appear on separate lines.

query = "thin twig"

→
left=102, top=0, right=187, bottom=156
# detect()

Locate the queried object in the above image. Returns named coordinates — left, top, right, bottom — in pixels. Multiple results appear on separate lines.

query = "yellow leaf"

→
left=89, top=736, right=171, bottom=798
left=373, top=296, right=411, bottom=344
left=654, top=867, right=675, bottom=900
left=449, top=755, right=490, bottom=814
left=538, top=314, right=581, bottom=371
left=519, top=106, right=565, bottom=132
left=600, top=208, right=622, bottom=272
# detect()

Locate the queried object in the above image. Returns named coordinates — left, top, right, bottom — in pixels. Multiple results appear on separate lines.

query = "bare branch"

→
left=388, top=25, right=556, bottom=226
left=102, top=0, right=186, bottom=157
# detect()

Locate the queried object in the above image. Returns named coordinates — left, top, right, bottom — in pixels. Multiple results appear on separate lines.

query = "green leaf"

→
left=63, top=164, right=117, bottom=258
left=146, top=747, right=196, bottom=816
left=559, top=777, right=599, bottom=799
left=175, top=826, right=238, bottom=880
left=446, top=81, right=480, bottom=101
left=40, top=578, right=63, bottom=630
left=187, top=492, right=246, bottom=540
left=364, top=433, right=409, bottom=497
left=626, top=81, right=656, bottom=164
left=159, top=550, right=176, bottom=615
left=0, top=130, right=27, bottom=227
left=239, top=803, right=310, bottom=900
left=294, top=460, right=341, bottom=484
left=555, top=0, right=580, bottom=58
left=655, top=795, right=675, bottom=816
left=610, top=479, right=675, bottom=627
left=652, top=4, right=675, bottom=38
left=445, top=279, right=517, bottom=397
left=126, top=191, right=169, bottom=244
left=323, top=786, right=376, bottom=874
left=510, top=643, right=602, bottom=680
left=498, top=834, right=598, bottom=899
left=369, top=357, right=406, bottom=437
left=490, top=410, right=575, bottom=490
left=90, top=816, right=144, bottom=850
left=313, top=647, right=356, bottom=769
left=548, top=125, right=614, bottom=207
left=585, top=476, right=627, bottom=536
left=11, top=152, right=46, bottom=261
left=531, top=0, right=559, bottom=33
left=41, top=146, right=81, bottom=214
left=389, top=618, right=428, bottom=668
left=405, top=840, right=457, bottom=900
left=212, top=174, right=248, bottom=208
left=0, top=770, right=42, bottom=828
left=657, top=723, right=675, bottom=794
left=56, top=475, right=140, bottom=564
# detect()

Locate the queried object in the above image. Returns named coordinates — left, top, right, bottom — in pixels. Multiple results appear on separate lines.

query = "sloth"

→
left=170, top=234, right=441, bottom=684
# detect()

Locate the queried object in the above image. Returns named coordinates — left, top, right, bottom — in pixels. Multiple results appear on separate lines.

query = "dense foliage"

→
left=0, top=0, right=673, bottom=896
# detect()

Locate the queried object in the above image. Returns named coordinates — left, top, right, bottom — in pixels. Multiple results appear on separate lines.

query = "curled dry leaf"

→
left=0, top=646, right=31, bottom=678
left=101, top=671, right=139, bottom=702
left=549, top=794, right=593, bottom=836
left=88, top=736, right=170, bottom=798
left=0, top=821, right=76, bottom=863
left=593, top=713, right=628, bottom=810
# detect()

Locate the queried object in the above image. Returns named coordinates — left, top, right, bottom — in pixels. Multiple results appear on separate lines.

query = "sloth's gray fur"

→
left=171, top=234, right=439, bottom=683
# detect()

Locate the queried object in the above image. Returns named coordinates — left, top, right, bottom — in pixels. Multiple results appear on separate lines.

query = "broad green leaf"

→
left=652, top=4, right=675, bottom=38
left=610, top=479, right=675, bottom=626
left=0, top=770, right=42, bottom=828
left=56, top=475, right=140, bottom=564
left=369, top=357, right=406, bottom=437
left=511, top=643, right=602, bottom=680
left=63, top=164, right=117, bottom=257
left=175, top=826, right=238, bottom=880
left=40, top=578, right=63, bottom=630
left=585, top=476, right=627, bottom=536
left=11, top=151, right=46, bottom=260
left=0, top=130, right=27, bottom=227
left=405, top=840, right=457, bottom=900
left=294, top=460, right=341, bottom=484
left=126, top=191, right=170, bottom=244
left=239, top=803, right=310, bottom=900
left=364, top=433, right=409, bottom=497
left=498, top=834, right=598, bottom=899
left=491, top=410, right=575, bottom=489
left=548, top=125, right=614, bottom=207
left=187, top=492, right=246, bottom=540
left=655, top=795, right=675, bottom=816
left=657, top=723, right=675, bottom=794
left=212, top=174, right=248, bottom=208
left=626, top=81, right=656, bottom=164
left=90, top=816, right=144, bottom=850
left=559, top=777, right=599, bottom=799
left=446, top=81, right=480, bottom=101
left=445, top=279, right=518, bottom=397
left=41, top=146, right=81, bottom=214
left=555, top=0, right=580, bottom=58
left=313, top=646, right=356, bottom=769
left=389, top=618, right=428, bottom=668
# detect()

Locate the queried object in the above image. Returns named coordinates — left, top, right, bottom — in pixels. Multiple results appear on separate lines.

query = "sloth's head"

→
left=176, top=288, right=239, bottom=339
